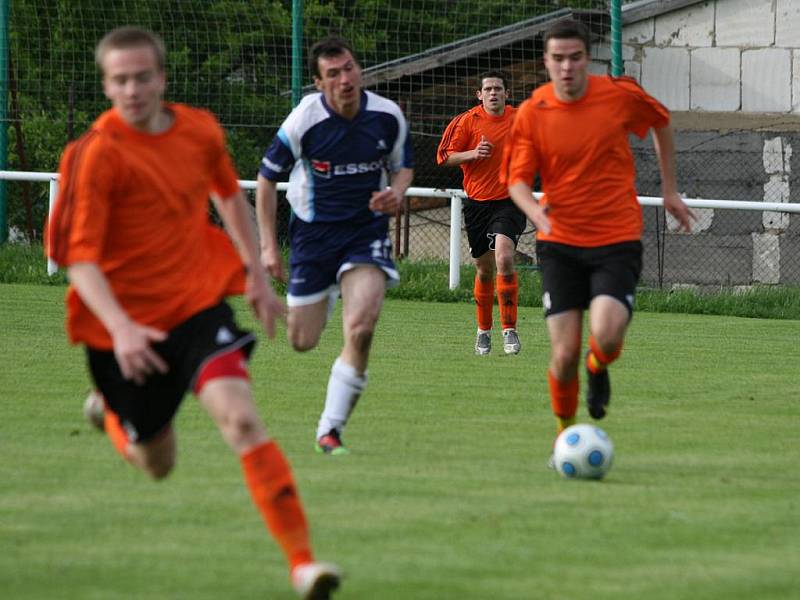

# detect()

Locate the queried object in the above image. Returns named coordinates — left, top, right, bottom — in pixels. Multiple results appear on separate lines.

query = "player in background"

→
left=502, top=20, right=695, bottom=452
left=437, top=71, right=526, bottom=356
left=46, top=27, right=340, bottom=599
left=256, top=36, right=414, bottom=455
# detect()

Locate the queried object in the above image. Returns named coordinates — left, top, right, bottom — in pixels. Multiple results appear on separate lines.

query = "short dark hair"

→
left=543, top=19, right=591, bottom=54
left=308, top=36, right=359, bottom=78
left=477, top=70, right=510, bottom=92
left=95, top=26, right=166, bottom=72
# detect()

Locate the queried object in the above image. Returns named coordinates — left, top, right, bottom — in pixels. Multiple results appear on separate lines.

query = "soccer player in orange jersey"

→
left=502, top=20, right=695, bottom=456
left=437, top=71, right=526, bottom=356
left=46, top=27, right=339, bottom=599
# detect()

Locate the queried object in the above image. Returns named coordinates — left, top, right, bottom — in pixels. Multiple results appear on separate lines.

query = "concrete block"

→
left=641, top=233, right=753, bottom=286
left=592, top=42, right=635, bottom=62
left=624, top=60, right=642, bottom=82
left=641, top=47, right=690, bottom=110
left=589, top=61, right=610, bottom=75
left=690, top=47, right=740, bottom=111
left=762, top=137, right=792, bottom=231
left=793, top=51, right=800, bottom=112
left=742, top=49, right=791, bottom=112
left=762, top=136, right=791, bottom=175
left=624, top=19, right=654, bottom=44
left=654, top=1, right=714, bottom=47
left=752, top=232, right=781, bottom=283
left=716, top=0, right=776, bottom=47
left=776, top=0, right=800, bottom=47
left=779, top=233, right=800, bottom=283
left=762, top=176, right=790, bottom=230
left=666, top=207, right=714, bottom=233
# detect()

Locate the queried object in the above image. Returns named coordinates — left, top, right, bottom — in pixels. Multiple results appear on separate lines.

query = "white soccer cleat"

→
left=502, top=328, right=521, bottom=355
left=83, top=390, right=105, bottom=432
left=474, top=329, right=491, bottom=355
left=291, top=561, right=341, bottom=600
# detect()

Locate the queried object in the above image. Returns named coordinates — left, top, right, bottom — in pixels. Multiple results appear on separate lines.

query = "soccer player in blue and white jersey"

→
left=256, top=36, right=414, bottom=455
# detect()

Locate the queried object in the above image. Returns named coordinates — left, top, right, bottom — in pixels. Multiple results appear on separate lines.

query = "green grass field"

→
left=1, top=283, right=799, bottom=599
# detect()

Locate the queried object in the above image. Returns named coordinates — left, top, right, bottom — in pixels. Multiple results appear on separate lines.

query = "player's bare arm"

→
left=509, top=181, right=551, bottom=234
left=214, top=190, right=285, bottom=339
left=652, top=124, right=696, bottom=232
left=369, top=167, right=414, bottom=213
left=442, top=136, right=494, bottom=166
left=254, top=174, right=285, bottom=282
left=67, top=262, right=168, bottom=385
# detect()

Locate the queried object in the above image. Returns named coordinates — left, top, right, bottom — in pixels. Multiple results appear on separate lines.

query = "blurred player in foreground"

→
left=47, top=26, right=339, bottom=599
left=437, top=71, right=526, bottom=356
left=256, top=36, right=414, bottom=455
left=502, top=19, right=695, bottom=455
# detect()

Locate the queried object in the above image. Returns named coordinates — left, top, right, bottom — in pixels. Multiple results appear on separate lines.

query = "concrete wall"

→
left=614, top=0, right=800, bottom=114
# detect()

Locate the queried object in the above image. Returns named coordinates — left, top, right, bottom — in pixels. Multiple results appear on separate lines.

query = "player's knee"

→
left=144, top=454, right=175, bottom=480
left=288, top=328, right=321, bottom=352
left=221, top=409, right=263, bottom=446
left=347, top=323, right=375, bottom=355
left=551, top=346, right=580, bottom=376
left=495, top=256, right=514, bottom=276
left=475, top=263, right=494, bottom=282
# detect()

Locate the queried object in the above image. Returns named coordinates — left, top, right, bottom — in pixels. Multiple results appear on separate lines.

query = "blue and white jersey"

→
left=259, top=90, right=414, bottom=224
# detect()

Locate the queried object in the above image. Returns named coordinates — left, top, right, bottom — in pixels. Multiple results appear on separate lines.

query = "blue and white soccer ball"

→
left=553, top=424, right=614, bottom=480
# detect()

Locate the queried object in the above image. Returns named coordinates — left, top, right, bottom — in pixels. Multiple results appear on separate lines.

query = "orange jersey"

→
left=47, top=104, right=246, bottom=349
left=502, top=75, right=669, bottom=247
left=437, top=104, right=516, bottom=201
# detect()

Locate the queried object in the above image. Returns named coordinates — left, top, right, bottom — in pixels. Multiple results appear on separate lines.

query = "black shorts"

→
left=86, top=302, right=256, bottom=443
left=463, top=198, right=527, bottom=259
left=536, top=240, right=643, bottom=318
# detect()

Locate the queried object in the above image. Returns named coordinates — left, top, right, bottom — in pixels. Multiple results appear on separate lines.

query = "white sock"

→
left=316, top=357, right=367, bottom=439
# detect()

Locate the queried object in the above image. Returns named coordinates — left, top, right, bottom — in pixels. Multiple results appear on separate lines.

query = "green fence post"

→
left=0, top=0, right=9, bottom=244
left=291, top=0, right=303, bottom=108
left=610, top=0, right=623, bottom=77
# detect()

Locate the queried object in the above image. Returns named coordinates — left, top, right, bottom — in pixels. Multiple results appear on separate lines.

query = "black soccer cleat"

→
left=586, top=352, right=610, bottom=419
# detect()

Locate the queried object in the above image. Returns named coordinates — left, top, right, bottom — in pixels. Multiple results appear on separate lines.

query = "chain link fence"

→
left=6, top=0, right=800, bottom=287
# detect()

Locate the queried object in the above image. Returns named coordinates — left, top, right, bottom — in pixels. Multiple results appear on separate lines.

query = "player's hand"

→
left=664, top=191, right=696, bottom=232
left=111, top=321, right=169, bottom=386
left=369, top=187, right=402, bottom=214
left=473, top=135, right=494, bottom=160
left=527, top=202, right=551, bottom=235
left=260, top=243, right=286, bottom=283
left=246, top=272, right=286, bottom=339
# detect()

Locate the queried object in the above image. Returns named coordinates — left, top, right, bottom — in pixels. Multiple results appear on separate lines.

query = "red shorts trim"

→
left=193, top=348, right=250, bottom=394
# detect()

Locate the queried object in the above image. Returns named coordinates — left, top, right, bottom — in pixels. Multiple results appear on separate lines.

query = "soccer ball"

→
left=553, top=424, right=614, bottom=480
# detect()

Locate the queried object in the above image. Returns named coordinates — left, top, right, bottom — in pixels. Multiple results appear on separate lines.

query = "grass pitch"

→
left=1, top=283, right=799, bottom=599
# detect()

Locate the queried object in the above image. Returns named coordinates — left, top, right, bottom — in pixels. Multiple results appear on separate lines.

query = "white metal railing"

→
left=3, top=170, right=800, bottom=288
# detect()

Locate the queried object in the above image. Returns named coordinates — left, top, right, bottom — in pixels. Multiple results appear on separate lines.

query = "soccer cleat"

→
left=547, top=453, right=556, bottom=470
left=586, top=351, right=611, bottom=419
left=502, top=328, right=521, bottom=355
left=474, top=330, right=491, bottom=355
left=83, top=390, right=105, bottom=432
left=315, top=429, right=349, bottom=455
left=291, top=561, right=341, bottom=600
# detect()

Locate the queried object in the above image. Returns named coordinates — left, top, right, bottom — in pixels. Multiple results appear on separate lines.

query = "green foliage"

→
left=6, top=243, right=800, bottom=320
left=6, top=0, right=604, bottom=238
left=0, top=242, right=67, bottom=285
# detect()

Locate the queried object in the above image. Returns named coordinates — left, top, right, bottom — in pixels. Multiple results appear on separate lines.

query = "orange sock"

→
left=587, top=336, right=622, bottom=374
left=241, top=440, right=313, bottom=570
left=496, top=272, right=518, bottom=330
left=103, top=407, right=131, bottom=460
left=548, top=370, right=578, bottom=433
left=473, top=275, right=494, bottom=331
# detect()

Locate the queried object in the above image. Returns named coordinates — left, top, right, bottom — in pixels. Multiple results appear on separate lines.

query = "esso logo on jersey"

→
left=310, top=159, right=385, bottom=178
